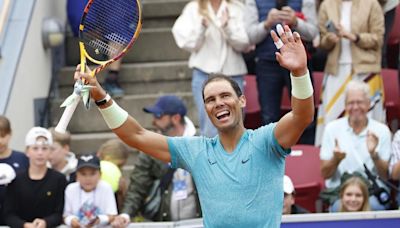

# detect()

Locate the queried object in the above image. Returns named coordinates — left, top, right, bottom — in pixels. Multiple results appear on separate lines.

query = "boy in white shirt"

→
left=63, top=154, right=118, bottom=227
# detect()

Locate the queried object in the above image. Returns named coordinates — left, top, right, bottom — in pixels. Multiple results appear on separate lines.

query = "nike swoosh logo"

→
left=242, top=158, right=250, bottom=164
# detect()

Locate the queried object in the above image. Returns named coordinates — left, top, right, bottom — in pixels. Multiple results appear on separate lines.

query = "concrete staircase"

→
left=50, top=0, right=194, bottom=156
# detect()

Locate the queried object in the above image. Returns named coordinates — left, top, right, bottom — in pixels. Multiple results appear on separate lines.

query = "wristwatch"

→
left=95, top=93, right=111, bottom=106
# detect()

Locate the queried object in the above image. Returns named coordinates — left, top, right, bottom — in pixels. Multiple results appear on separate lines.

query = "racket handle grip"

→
left=55, top=98, right=80, bottom=133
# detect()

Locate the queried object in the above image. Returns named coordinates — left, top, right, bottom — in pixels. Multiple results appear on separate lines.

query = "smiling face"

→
left=345, top=88, right=370, bottom=124
left=203, top=79, right=246, bottom=133
left=341, top=184, right=365, bottom=212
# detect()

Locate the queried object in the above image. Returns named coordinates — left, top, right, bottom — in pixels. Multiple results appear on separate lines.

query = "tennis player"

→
left=75, top=25, right=314, bottom=227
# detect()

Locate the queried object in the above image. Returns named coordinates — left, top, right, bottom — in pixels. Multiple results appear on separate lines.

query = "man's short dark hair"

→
left=201, top=74, right=243, bottom=101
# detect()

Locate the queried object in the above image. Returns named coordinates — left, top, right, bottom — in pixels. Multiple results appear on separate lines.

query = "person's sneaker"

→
left=104, top=81, right=125, bottom=98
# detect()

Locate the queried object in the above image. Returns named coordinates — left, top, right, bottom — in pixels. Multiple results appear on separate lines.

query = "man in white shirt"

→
left=320, top=80, right=392, bottom=211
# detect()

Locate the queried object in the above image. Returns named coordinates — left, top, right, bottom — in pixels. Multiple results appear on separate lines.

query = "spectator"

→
left=320, top=81, right=391, bottom=211
left=113, top=95, right=201, bottom=226
left=63, top=154, right=119, bottom=227
left=66, top=0, right=125, bottom=97
left=315, top=0, right=385, bottom=145
left=389, top=130, right=400, bottom=205
left=339, top=176, right=371, bottom=212
left=97, top=139, right=130, bottom=211
left=73, top=24, right=314, bottom=227
left=0, top=116, right=29, bottom=225
left=2, top=127, right=67, bottom=228
left=245, top=0, right=318, bottom=126
left=48, top=127, right=78, bottom=183
left=172, top=0, right=250, bottom=137
left=282, top=175, right=309, bottom=214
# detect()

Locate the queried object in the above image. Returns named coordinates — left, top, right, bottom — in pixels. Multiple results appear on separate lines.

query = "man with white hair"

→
left=320, top=80, right=392, bottom=211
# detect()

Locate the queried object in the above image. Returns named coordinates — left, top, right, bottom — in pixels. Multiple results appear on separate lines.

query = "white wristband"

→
left=291, top=70, right=314, bottom=99
left=98, top=102, right=129, bottom=129
left=97, top=214, right=109, bottom=225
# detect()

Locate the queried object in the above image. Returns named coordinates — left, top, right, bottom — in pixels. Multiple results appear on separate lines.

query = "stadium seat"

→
left=243, top=75, right=262, bottom=129
left=387, top=5, right=400, bottom=69
left=285, top=144, right=324, bottom=212
left=381, top=68, right=400, bottom=131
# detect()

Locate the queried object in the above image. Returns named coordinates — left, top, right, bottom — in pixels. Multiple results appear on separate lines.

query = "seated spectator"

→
left=282, top=175, right=309, bottom=215
left=320, top=81, right=392, bottom=211
left=63, top=154, right=118, bottom=227
left=339, top=176, right=371, bottom=212
left=48, top=127, right=78, bottom=183
left=113, top=96, right=201, bottom=226
left=2, top=127, right=67, bottom=228
left=389, top=130, right=400, bottom=205
left=315, top=0, right=385, bottom=145
left=97, top=139, right=130, bottom=211
left=0, top=116, right=29, bottom=225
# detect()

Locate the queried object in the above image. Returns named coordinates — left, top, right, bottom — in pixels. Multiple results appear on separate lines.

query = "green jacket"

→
left=122, top=152, right=202, bottom=221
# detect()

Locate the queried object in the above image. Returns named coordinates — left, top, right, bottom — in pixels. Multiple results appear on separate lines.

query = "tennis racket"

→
left=55, top=0, right=142, bottom=133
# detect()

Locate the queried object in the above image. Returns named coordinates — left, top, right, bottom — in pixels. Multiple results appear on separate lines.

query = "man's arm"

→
left=271, top=26, right=314, bottom=149
left=75, top=67, right=171, bottom=163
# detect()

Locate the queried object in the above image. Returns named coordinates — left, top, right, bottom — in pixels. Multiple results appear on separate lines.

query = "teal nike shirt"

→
left=167, top=123, right=290, bottom=228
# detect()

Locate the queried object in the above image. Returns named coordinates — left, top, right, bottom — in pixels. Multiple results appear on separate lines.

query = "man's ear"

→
left=171, top=114, right=181, bottom=124
left=239, top=95, right=246, bottom=108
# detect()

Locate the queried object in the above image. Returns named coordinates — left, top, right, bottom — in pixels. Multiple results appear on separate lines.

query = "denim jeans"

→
left=255, top=59, right=291, bottom=125
left=192, top=69, right=244, bottom=137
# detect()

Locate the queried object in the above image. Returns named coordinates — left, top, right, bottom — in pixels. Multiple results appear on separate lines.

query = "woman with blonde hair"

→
left=172, top=0, right=249, bottom=137
left=339, top=176, right=371, bottom=212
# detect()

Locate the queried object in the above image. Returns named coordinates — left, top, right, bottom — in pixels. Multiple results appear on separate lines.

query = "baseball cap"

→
left=283, top=175, right=295, bottom=194
left=77, top=154, right=101, bottom=170
left=25, top=127, right=53, bottom=146
left=143, top=95, right=187, bottom=118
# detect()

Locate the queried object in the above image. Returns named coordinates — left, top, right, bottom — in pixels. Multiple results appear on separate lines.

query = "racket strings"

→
left=81, top=0, right=140, bottom=59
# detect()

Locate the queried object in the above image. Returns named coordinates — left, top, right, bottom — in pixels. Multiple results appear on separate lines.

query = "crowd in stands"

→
left=0, top=0, right=400, bottom=227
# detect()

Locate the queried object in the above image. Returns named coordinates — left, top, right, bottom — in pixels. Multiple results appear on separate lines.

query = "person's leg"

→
left=255, top=60, right=286, bottom=125
left=382, top=8, right=397, bottom=68
left=104, top=59, right=125, bottom=97
left=191, top=69, right=217, bottom=137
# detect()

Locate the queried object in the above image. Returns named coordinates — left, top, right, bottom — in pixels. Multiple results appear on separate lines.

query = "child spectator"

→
left=3, top=127, right=67, bottom=227
left=0, top=116, right=29, bottom=225
left=48, top=127, right=78, bottom=183
left=339, top=176, right=371, bottom=212
left=97, top=139, right=130, bottom=211
left=63, top=154, right=118, bottom=227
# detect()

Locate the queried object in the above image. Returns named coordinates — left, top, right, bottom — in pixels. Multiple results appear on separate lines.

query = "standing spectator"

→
left=112, top=95, right=201, bottom=226
left=315, top=0, right=385, bottom=145
left=0, top=116, right=29, bottom=225
left=339, top=176, right=371, bottom=212
left=282, top=175, right=309, bottom=214
left=63, top=154, right=118, bottom=227
left=320, top=81, right=391, bottom=211
left=2, top=127, right=67, bottom=228
left=48, top=127, right=78, bottom=183
left=245, top=0, right=318, bottom=126
left=172, top=0, right=250, bottom=137
left=389, top=130, right=400, bottom=205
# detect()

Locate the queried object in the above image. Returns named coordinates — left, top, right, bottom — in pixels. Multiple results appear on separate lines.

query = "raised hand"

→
left=366, top=130, right=379, bottom=157
left=333, top=138, right=346, bottom=162
left=270, top=25, right=307, bottom=76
